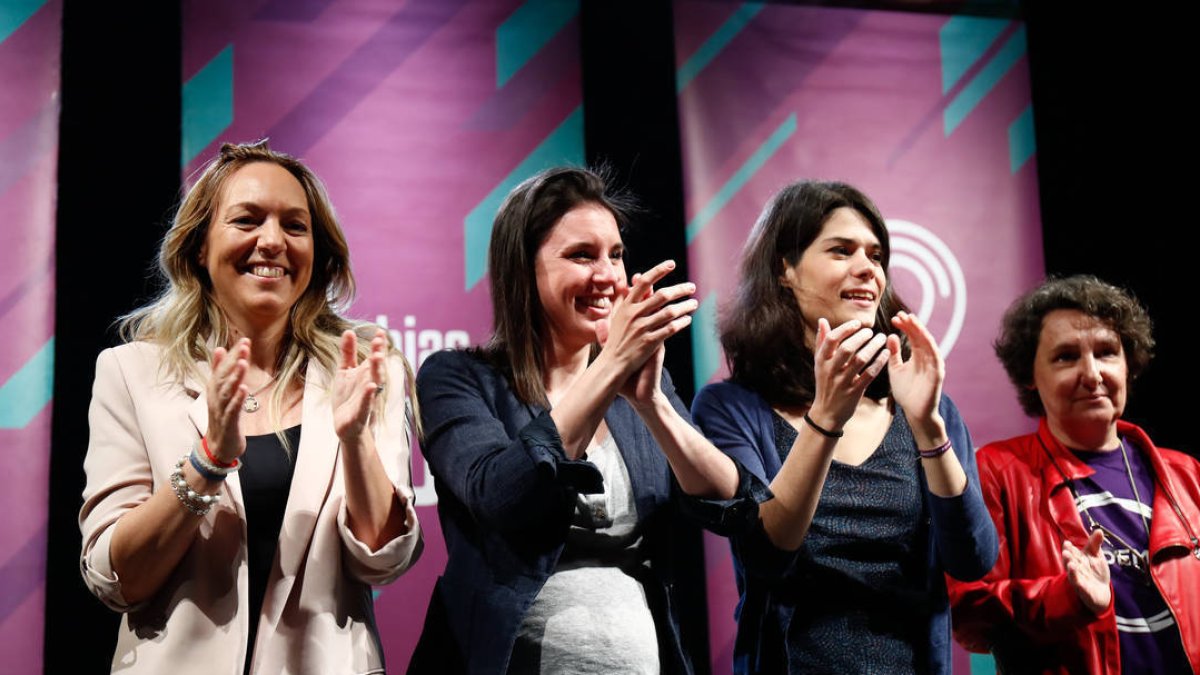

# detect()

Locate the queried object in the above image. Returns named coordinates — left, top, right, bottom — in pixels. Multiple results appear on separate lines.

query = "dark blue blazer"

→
left=408, top=349, right=701, bottom=675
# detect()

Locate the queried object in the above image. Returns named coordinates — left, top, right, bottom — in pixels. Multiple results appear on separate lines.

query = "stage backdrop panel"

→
left=0, top=0, right=61, bottom=671
left=674, top=2, right=1042, bottom=673
left=182, top=0, right=582, bottom=666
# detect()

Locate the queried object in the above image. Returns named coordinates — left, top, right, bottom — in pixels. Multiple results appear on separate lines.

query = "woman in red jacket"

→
left=948, top=275, right=1200, bottom=673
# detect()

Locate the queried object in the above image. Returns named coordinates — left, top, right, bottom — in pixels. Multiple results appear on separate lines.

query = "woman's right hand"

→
left=206, top=337, right=250, bottom=462
left=1064, top=530, right=1112, bottom=614
left=806, top=318, right=889, bottom=433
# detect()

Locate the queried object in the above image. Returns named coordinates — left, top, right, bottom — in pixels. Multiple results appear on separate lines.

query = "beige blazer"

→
left=79, top=341, right=422, bottom=674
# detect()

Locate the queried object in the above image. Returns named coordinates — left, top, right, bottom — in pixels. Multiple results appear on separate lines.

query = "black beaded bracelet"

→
left=803, top=413, right=844, bottom=438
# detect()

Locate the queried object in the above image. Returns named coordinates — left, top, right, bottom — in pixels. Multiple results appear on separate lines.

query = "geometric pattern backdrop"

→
left=182, top=0, right=583, bottom=666
left=0, top=1, right=60, bottom=672
left=673, top=3, right=1043, bottom=673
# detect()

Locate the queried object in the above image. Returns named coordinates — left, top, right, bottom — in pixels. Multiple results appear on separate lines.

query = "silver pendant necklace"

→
left=1118, top=438, right=1154, bottom=546
left=242, top=373, right=279, bottom=413
left=1072, top=438, right=1154, bottom=585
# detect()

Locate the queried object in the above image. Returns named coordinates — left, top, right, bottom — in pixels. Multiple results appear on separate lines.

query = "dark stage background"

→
left=37, top=1, right=1193, bottom=673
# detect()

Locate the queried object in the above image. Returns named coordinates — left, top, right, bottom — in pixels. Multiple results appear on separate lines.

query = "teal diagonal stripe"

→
left=944, top=27, right=1026, bottom=137
left=970, top=653, right=997, bottom=675
left=1008, top=104, right=1036, bottom=173
left=676, top=2, right=764, bottom=93
left=496, top=0, right=579, bottom=88
left=0, top=0, right=46, bottom=43
left=691, top=292, right=720, bottom=392
left=686, top=113, right=795, bottom=244
left=938, top=16, right=1008, bottom=94
left=0, top=337, right=54, bottom=428
left=182, top=45, right=234, bottom=167
left=463, top=106, right=584, bottom=290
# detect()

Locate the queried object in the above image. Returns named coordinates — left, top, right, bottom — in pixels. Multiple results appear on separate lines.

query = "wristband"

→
left=803, top=413, right=844, bottom=439
left=191, top=438, right=239, bottom=477
left=202, top=435, right=238, bottom=469
left=918, top=439, right=953, bottom=459
left=189, top=451, right=228, bottom=482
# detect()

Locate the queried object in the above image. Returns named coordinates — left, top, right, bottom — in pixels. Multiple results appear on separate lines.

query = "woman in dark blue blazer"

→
left=408, top=167, right=741, bottom=674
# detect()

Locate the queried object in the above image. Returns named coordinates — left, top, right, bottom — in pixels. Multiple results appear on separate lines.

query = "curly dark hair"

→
left=720, top=180, right=908, bottom=407
left=995, top=275, right=1155, bottom=417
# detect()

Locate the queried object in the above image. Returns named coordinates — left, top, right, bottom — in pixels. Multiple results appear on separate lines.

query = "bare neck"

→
left=541, top=340, right=590, bottom=406
left=228, top=316, right=289, bottom=373
left=1048, top=416, right=1120, bottom=452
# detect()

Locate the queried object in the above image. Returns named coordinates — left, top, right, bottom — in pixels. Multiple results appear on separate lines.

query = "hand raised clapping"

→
left=806, top=318, right=890, bottom=433
left=886, top=311, right=945, bottom=427
left=596, top=260, right=697, bottom=407
left=206, top=338, right=251, bottom=463
left=333, top=328, right=388, bottom=446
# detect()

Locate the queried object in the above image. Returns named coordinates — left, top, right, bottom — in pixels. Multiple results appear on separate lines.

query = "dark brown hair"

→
left=481, top=166, right=635, bottom=405
left=995, top=274, right=1155, bottom=416
left=721, top=180, right=908, bottom=407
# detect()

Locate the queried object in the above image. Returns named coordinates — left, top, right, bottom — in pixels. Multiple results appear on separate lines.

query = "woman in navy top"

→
left=691, top=180, right=997, bottom=674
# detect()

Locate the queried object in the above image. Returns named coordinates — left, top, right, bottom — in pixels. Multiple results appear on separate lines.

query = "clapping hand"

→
left=806, top=318, right=890, bottom=433
left=333, top=328, right=387, bottom=446
left=886, top=311, right=945, bottom=422
left=206, top=338, right=250, bottom=462
left=595, top=260, right=697, bottom=408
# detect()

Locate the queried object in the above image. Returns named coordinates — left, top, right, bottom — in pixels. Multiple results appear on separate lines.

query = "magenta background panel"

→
left=674, top=2, right=1043, bottom=672
left=0, top=1, right=61, bottom=672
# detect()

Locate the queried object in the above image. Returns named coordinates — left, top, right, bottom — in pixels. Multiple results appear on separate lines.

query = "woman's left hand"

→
left=887, top=311, right=946, bottom=440
left=333, top=328, right=386, bottom=446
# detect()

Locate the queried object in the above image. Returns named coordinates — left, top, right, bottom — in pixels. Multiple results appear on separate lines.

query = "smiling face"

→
left=534, top=203, right=625, bottom=355
left=1032, top=308, right=1128, bottom=450
left=201, top=161, right=314, bottom=333
left=782, top=206, right=886, bottom=343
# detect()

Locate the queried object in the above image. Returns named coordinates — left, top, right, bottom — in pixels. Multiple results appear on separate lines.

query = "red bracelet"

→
left=202, top=436, right=238, bottom=469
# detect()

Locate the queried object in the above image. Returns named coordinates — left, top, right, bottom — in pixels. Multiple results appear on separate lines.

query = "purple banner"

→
left=0, top=0, right=61, bottom=671
left=674, top=2, right=1042, bottom=672
left=182, top=0, right=583, bottom=665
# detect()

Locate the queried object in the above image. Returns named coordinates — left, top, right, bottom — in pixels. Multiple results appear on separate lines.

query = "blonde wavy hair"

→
left=120, top=140, right=417, bottom=442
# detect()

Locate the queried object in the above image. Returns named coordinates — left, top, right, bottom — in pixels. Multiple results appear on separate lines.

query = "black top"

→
left=239, top=424, right=301, bottom=674
left=771, top=411, right=929, bottom=673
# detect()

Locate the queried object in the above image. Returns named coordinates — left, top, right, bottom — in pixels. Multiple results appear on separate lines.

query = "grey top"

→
left=508, top=433, right=660, bottom=674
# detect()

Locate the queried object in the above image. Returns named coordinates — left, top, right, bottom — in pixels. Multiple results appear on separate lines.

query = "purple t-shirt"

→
left=1071, top=439, right=1190, bottom=674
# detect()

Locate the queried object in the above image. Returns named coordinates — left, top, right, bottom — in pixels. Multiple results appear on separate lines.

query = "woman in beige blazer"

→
left=79, top=141, right=422, bottom=674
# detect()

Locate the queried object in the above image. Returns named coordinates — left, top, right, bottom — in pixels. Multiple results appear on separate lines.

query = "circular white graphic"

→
left=886, top=219, right=967, bottom=358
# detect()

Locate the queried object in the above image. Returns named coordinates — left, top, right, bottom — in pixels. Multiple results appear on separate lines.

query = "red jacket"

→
left=947, top=419, right=1200, bottom=674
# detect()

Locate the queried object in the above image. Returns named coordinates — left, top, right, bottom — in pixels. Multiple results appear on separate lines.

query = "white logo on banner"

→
left=886, top=220, right=967, bottom=358
left=376, top=314, right=473, bottom=507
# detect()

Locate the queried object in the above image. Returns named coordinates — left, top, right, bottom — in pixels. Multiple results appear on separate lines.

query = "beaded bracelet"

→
left=171, top=454, right=221, bottom=516
left=918, top=439, right=953, bottom=459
